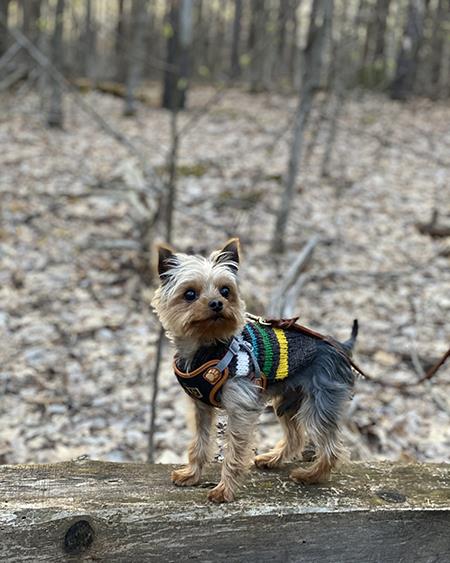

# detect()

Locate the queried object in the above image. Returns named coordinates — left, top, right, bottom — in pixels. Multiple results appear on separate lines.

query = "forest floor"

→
left=1, top=84, right=449, bottom=466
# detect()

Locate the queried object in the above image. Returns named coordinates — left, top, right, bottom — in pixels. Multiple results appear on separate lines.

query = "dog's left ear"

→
left=156, top=243, right=178, bottom=278
left=213, top=238, right=240, bottom=271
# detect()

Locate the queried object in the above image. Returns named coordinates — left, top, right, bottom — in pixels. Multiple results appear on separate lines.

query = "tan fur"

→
left=254, top=397, right=305, bottom=469
left=171, top=399, right=216, bottom=486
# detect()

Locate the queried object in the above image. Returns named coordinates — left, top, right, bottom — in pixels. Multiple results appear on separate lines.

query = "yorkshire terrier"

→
left=152, top=239, right=360, bottom=503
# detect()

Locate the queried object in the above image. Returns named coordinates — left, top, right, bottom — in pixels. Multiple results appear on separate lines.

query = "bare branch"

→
left=267, top=235, right=320, bottom=317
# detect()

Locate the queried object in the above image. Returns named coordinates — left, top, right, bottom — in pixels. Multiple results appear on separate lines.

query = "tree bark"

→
left=21, top=0, right=41, bottom=42
left=429, top=0, right=447, bottom=98
left=230, top=0, right=242, bottom=78
left=373, top=0, right=391, bottom=66
left=0, top=0, right=9, bottom=57
left=287, top=0, right=300, bottom=88
left=272, top=0, right=333, bottom=254
left=115, top=0, right=127, bottom=83
left=249, top=0, right=267, bottom=93
left=82, top=0, right=96, bottom=79
left=47, top=0, right=65, bottom=128
left=390, top=0, right=425, bottom=100
left=161, top=0, right=193, bottom=110
left=124, top=0, right=148, bottom=116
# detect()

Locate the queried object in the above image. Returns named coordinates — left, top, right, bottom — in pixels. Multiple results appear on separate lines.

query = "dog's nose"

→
left=208, top=300, right=223, bottom=312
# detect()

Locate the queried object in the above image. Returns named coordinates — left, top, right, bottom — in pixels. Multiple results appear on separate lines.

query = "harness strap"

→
left=215, top=335, right=261, bottom=378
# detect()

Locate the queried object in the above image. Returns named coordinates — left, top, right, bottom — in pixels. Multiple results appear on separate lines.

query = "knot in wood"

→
left=64, top=519, right=94, bottom=555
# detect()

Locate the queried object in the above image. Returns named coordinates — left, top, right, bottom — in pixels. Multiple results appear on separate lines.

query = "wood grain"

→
left=0, top=460, right=449, bottom=562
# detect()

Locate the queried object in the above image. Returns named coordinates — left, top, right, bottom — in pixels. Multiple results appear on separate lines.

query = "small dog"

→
left=152, top=239, right=360, bottom=503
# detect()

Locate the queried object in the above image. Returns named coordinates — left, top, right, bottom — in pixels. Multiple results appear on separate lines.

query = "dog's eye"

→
left=219, top=286, right=230, bottom=299
left=183, top=289, right=197, bottom=302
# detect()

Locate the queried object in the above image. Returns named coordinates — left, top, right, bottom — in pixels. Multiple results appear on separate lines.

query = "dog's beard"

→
left=184, top=311, right=242, bottom=342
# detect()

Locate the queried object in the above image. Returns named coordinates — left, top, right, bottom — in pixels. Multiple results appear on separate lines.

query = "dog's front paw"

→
left=171, top=466, right=201, bottom=487
left=207, top=482, right=235, bottom=503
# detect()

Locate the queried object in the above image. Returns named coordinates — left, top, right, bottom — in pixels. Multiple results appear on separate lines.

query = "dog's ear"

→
left=213, top=238, right=240, bottom=271
left=156, top=243, right=177, bottom=278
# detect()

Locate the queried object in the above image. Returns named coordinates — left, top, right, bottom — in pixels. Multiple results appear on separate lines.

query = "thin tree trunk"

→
left=115, top=0, right=127, bottom=83
left=22, top=0, right=41, bottom=42
left=212, top=0, right=226, bottom=80
left=288, top=0, right=300, bottom=89
left=429, top=0, right=447, bottom=98
left=230, top=0, right=242, bottom=78
left=47, top=0, right=64, bottom=128
left=390, top=0, right=425, bottom=100
left=83, top=0, right=96, bottom=79
left=124, top=0, right=148, bottom=116
left=321, top=1, right=354, bottom=177
left=21, top=0, right=41, bottom=69
left=373, top=0, right=391, bottom=66
left=162, top=0, right=193, bottom=110
left=277, top=0, right=288, bottom=62
left=249, top=0, right=267, bottom=93
left=0, top=0, right=9, bottom=57
left=148, top=104, right=179, bottom=464
left=272, top=0, right=333, bottom=254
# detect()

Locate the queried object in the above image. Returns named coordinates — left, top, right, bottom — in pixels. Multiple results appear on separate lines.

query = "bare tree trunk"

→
left=272, top=0, right=333, bottom=254
left=390, top=0, right=425, bottom=100
left=321, top=1, right=357, bottom=178
left=148, top=104, right=179, bottom=464
left=47, top=0, right=64, bottom=128
left=274, top=0, right=289, bottom=79
left=287, top=0, right=300, bottom=89
left=22, top=0, right=41, bottom=42
left=124, top=0, right=148, bottom=116
left=21, top=0, right=41, bottom=69
left=115, top=0, right=127, bottom=83
left=82, top=0, right=96, bottom=79
left=373, top=0, right=391, bottom=66
left=211, top=0, right=226, bottom=80
left=162, top=0, right=193, bottom=110
left=361, top=0, right=391, bottom=85
left=249, top=0, right=267, bottom=93
left=230, top=0, right=242, bottom=78
left=429, top=0, right=447, bottom=98
left=0, top=0, right=9, bottom=57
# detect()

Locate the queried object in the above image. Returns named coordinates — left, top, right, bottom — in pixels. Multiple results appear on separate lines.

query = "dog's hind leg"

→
left=255, top=395, right=305, bottom=469
left=290, top=384, right=348, bottom=484
left=172, top=399, right=215, bottom=486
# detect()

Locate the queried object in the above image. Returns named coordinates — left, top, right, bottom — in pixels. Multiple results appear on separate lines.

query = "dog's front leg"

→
left=208, top=380, right=262, bottom=503
left=172, top=399, right=215, bottom=487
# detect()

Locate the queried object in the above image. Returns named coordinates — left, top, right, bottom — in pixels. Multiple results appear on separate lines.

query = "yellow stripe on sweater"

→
left=273, top=328, right=289, bottom=379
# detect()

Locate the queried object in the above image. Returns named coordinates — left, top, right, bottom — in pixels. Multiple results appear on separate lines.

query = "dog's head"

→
left=152, top=239, right=246, bottom=348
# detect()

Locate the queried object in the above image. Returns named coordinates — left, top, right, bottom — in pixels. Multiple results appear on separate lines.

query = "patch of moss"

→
left=155, top=163, right=209, bottom=178
left=216, top=188, right=264, bottom=210
left=265, top=173, right=283, bottom=184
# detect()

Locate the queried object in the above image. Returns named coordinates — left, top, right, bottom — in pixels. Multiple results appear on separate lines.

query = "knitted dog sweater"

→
left=173, top=320, right=319, bottom=407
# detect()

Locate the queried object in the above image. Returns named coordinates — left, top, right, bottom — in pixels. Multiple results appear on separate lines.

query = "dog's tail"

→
left=340, top=319, right=358, bottom=355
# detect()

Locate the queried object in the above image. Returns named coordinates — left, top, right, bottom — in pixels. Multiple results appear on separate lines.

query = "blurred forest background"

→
left=0, top=0, right=449, bottom=467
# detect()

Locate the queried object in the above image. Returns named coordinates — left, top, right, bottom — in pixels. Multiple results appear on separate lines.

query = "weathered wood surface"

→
left=0, top=460, right=449, bottom=562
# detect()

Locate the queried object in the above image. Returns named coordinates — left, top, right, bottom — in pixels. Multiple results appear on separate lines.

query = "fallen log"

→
left=0, top=460, right=449, bottom=562
left=73, top=77, right=156, bottom=106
